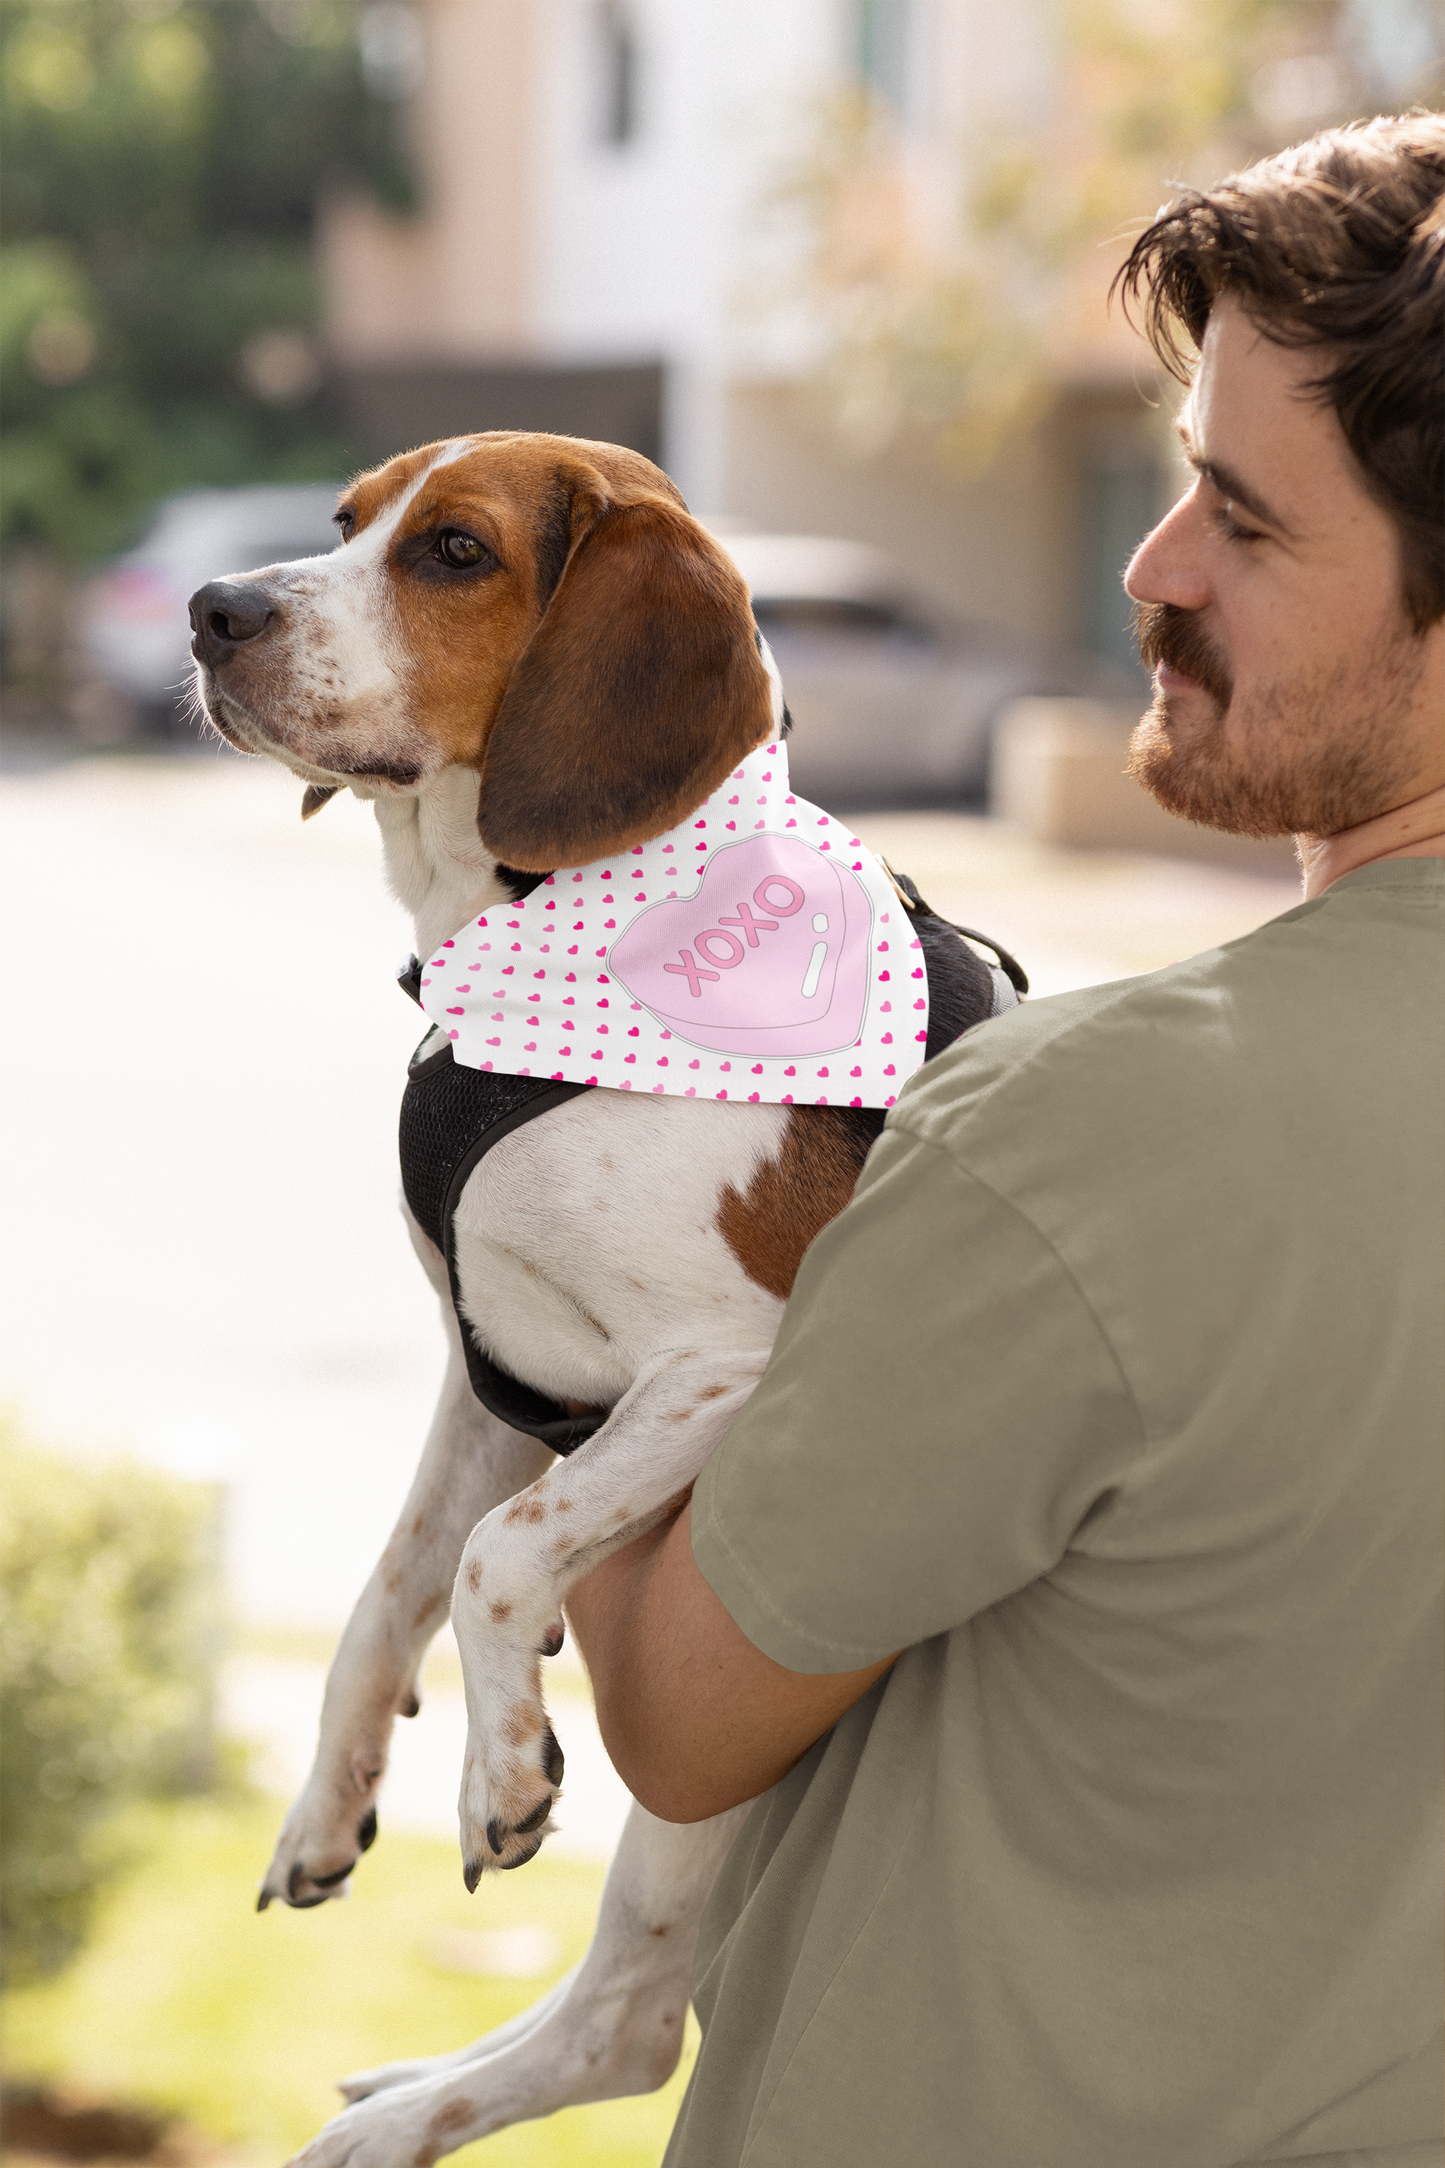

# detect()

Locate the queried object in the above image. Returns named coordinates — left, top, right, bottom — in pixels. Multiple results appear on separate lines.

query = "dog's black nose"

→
left=189, top=579, right=277, bottom=664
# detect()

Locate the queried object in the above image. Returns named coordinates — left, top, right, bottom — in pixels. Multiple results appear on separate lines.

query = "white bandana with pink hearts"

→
left=418, top=739, right=927, bottom=1109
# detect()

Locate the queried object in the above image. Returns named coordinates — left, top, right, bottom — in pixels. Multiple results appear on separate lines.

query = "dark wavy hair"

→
left=1113, top=115, right=1445, bottom=631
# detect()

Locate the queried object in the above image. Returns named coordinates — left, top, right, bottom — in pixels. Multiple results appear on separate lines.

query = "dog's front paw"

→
left=458, top=1695, right=566, bottom=1882
left=258, top=1777, right=381, bottom=1912
left=451, top=1514, right=574, bottom=1880
left=288, top=2079, right=473, bottom=2168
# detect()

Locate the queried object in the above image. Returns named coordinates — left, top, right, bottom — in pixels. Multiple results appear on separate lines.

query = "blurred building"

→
left=313, top=0, right=1333, bottom=671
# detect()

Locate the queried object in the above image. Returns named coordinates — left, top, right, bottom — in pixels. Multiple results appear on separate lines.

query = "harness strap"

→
left=398, top=972, right=602, bottom=1454
left=883, top=865, right=1030, bottom=995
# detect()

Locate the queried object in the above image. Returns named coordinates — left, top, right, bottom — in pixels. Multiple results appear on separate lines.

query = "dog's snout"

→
left=189, top=578, right=278, bottom=664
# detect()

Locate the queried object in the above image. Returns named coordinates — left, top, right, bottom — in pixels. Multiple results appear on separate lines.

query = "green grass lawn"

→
left=0, top=1790, right=694, bottom=2166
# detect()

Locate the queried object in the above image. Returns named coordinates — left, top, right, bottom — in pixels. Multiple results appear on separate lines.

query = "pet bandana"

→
left=418, top=740, right=927, bottom=1110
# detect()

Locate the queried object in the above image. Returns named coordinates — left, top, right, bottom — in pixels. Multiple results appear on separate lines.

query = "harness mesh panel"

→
left=400, top=1054, right=569, bottom=1254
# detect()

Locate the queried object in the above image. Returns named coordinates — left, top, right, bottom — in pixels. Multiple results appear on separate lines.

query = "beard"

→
left=1127, top=601, right=1427, bottom=839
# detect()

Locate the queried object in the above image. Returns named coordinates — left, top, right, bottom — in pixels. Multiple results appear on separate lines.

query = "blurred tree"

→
left=0, top=1424, right=224, bottom=1986
left=768, top=0, right=1444, bottom=471
left=0, top=0, right=415, bottom=561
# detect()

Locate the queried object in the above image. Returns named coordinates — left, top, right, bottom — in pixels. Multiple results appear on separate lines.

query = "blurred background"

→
left=2, top=2, right=1441, bottom=2163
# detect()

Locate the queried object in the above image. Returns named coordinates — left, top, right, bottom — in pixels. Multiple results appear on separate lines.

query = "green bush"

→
left=0, top=1424, right=223, bottom=1987
left=0, top=0, right=415, bottom=561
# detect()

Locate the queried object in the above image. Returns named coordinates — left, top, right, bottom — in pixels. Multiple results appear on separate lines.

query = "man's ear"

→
left=476, top=495, right=774, bottom=870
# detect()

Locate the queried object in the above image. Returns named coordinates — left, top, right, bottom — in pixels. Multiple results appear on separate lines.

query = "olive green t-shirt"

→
left=674, top=860, right=1444, bottom=2168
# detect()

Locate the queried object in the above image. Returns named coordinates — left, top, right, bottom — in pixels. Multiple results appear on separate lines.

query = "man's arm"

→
left=565, top=1501, right=897, bottom=1824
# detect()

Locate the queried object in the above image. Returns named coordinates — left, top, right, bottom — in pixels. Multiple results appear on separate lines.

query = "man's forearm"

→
left=566, top=1502, right=897, bottom=1823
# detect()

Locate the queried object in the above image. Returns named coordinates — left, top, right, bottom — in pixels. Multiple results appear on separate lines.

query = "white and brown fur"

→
left=189, top=433, right=928, bottom=2167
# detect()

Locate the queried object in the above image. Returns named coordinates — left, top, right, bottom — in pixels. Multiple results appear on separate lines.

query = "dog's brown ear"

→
left=476, top=495, right=774, bottom=870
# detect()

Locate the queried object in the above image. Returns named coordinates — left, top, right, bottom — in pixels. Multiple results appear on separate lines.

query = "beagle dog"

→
left=188, top=433, right=1007, bottom=2167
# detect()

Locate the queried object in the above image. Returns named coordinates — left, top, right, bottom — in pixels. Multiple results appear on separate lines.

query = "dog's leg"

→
left=449, top=1348, right=767, bottom=1876
left=259, top=1227, right=553, bottom=1908
left=291, top=1799, right=749, bottom=2166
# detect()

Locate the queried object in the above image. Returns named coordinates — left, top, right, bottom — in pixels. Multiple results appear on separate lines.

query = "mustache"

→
left=1132, top=601, right=1233, bottom=709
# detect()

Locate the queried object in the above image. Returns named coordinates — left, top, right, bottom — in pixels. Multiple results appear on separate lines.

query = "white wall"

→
left=528, top=0, right=845, bottom=503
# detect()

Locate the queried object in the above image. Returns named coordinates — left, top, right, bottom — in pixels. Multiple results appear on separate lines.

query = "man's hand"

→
left=565, top=1503, right=898, bottom=1823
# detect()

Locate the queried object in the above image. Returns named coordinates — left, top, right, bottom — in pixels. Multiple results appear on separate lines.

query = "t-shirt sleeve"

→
left=690, top=1121, right=1147, bottom=1671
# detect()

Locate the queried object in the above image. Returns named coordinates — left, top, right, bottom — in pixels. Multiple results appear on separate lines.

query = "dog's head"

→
left=188, top=433, right=777, bottom=868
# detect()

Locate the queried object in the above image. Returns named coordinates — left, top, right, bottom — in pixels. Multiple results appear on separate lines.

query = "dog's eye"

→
left=333, top=510, right=355, bottom=542
left=439, top=530, right=487, bottom=568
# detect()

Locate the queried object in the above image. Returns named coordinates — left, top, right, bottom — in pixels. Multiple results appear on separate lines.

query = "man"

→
left=568, top=115, right=1444, bottom=2167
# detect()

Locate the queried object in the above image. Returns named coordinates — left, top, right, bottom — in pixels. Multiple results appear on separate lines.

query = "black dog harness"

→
left=397, top=876, right=1027, bottom=1456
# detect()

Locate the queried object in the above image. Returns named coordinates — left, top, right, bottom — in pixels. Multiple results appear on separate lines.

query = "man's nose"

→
left=1124, top=486, right=1210, bottom=610
left=189, top=579, right=278, bottom=665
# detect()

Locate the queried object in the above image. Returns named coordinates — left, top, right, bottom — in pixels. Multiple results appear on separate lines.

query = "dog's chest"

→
left=400, top=1044, right=789, bottom=1423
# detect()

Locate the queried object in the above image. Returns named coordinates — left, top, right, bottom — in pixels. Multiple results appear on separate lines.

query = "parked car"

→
left=79, top=485, right=343, bottom=733
left=81, top=485, right=1046, bottom=798
left=713, top=530, right=1045, bottom=804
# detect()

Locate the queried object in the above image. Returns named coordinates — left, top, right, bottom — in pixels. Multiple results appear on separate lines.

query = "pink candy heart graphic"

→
left=608, top=834, right=871, bottom=1058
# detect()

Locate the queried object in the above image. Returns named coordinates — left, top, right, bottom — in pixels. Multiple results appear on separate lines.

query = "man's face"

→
left=1124, top=293, right=1444, bottom=839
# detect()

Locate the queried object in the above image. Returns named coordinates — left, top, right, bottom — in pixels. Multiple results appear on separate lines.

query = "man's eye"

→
left=439, top=530, right=486, bottom=568
left=1212, top=504, right=1263, bottom=544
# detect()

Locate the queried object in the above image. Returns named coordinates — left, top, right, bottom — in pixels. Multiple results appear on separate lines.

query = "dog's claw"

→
left=542, top=1726, right=565, bottom=1788
left=312, top=1861, right=353, bottom=1889
left=513, top=1797, right=551, bottom=1836
left=500, top=1834, right=544, bottom=1871
left=285, top=1860, right=333, bottom=1908
left=256, top=1888, right=272, bottom=1913
left=486, top=1817, right=505, bottom=1858
left=538, top=1620, right=565, bottom=1658
left=463, top=1856, right=483, bottom=1893
left=357, top=1806, right=379, bottom=1852
left=400, top=1691, right=421, bottom=1718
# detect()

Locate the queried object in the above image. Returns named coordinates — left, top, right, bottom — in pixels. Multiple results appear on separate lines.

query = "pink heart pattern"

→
left=418, top=738, right=925, bottom=1109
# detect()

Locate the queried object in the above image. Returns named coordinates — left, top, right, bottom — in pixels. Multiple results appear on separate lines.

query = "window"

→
left=857, top=0, right=912, bottom=116
left=1081, top=443, right=1159, bottom=675
left=595, top=0, right=638, bottom=147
